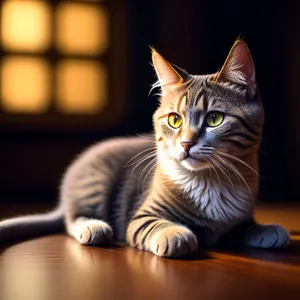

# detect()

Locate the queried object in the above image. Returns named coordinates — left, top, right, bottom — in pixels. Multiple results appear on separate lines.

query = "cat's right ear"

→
left=151, top=48, right=187, bottom=95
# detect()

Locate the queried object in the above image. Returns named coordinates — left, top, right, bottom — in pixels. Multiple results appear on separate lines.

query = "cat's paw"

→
left=75, top=219, right=113, bottom=246
left=245, top=224, right=290, bottom=249
left=150, top=225, right=198, bottom=258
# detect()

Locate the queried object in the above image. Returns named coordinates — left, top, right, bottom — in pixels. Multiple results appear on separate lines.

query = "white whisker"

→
left=124, top=147, right=157, bottom=168
left=138, top=157, right=158, bottom=193
left=131, top=152, right=157, bottom=173
left=136, top=133, right=155, bottom=141
left=215, top=154, right=254, bottom=203
left=208, top=159, right=221, bottom=185
left=214, top=154, right=241, bottom=183
left=141, top=159, right=158, bottom=193
left=217, top=151, right=258, bottom=176
left=211, top=157, right=234, bottom=187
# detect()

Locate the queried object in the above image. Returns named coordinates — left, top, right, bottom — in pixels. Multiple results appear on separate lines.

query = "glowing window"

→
left=56, top=3, right=109, bottom=55
left=0, top=0, right=117, bottom=126
left=56, top=60, right=107, bottom=114
left=1, top=1, right=51, bottom=52
left=1, top=57, right=50, bottom=113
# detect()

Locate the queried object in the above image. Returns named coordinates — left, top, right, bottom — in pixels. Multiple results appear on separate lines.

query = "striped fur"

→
left=0, top=40, right=289, bottom=256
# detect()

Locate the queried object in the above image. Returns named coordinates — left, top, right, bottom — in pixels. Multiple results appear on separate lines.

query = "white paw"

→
left=245, top=224, right=290, bottom=249
left=75, top=219, right=113, bottom=246
left=150, top=226, right=198, bottom=258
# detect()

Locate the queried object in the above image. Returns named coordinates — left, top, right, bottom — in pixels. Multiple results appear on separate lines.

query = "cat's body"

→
left=0, top=40, right=289, bottom=257
left=63, top=135, right=253, bottom=246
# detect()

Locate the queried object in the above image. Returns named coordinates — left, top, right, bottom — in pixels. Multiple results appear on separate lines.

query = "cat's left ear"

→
left=151, top=48, right=189, bottom=95
left=215, top=40, right=257, bottom=98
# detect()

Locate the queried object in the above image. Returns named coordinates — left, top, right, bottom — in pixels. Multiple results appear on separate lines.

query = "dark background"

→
left=1, top=0, right=300, bottom=204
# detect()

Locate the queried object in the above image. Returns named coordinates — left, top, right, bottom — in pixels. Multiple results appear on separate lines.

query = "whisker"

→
left=138, top=157, right=158, bottom=193
left=138, top=156, right=157, bottom=181
left=214, top=154, right=241, bottom=183
left=141, top=159, right=158, bottom=193
left=124, top=147, right=157, bottom=168
left=258, top=147, right=268, bottom=157
left=203, top=157, right=212, bottom=180
left=131, top=152, right=157, bottom=173
left=212, top=157, right=234, bottom=187
left=208, top=159, right=221, bottom=185
left=136, top=133, right=155, bottom=140
left=215, top=154, right=254, bottom=202
left=217, top=151, right=259, bottom=176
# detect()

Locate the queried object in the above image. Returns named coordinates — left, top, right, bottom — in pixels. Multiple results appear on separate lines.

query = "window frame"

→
left=0, top=0, right=128, bottom=132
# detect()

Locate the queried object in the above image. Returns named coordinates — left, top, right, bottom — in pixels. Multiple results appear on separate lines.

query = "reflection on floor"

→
left=0, top=204, right=300, bottom=300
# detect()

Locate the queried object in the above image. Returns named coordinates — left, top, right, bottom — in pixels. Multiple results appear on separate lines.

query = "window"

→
left=0, top=0, right=126, bottom=131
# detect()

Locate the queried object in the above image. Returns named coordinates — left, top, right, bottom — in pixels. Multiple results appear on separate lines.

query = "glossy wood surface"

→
left=1, top=204, right=300, bottom=300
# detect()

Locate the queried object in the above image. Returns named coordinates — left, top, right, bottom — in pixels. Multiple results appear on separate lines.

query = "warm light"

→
left=55, top=60, right=107, bottom=114
left=56, top=3, right=109, bottom=55
left=1, top=57, right=50, bottom=113
left=1, top=0, right=51, bottom=52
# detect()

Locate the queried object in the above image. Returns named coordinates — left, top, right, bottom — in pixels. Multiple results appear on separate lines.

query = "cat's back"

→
left=61, top=135, right=155, bottom=206
left=64, top=135, right=155, bottom=179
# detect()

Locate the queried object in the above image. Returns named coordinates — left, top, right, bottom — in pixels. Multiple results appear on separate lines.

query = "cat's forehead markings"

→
left=186, top=80, right=194, bottom=95
left=187, top=79, right=204, bottom=106
left=188, top=108, right=201, bottom=127
left=188, top=84, right=208, bottom=113
left=176, top=94, right=187, bottom=112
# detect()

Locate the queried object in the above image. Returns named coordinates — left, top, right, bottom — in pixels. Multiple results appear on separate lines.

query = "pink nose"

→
left=181, top=141, right=196, bottom=152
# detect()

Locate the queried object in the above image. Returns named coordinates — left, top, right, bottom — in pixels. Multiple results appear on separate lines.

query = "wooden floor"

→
left=0, top=204, right=300, bottom=300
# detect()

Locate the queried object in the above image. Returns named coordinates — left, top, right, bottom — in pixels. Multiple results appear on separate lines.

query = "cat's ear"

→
left=215, top=40, right=257, bottom=98
left=151, top=48, right=188, bottom=95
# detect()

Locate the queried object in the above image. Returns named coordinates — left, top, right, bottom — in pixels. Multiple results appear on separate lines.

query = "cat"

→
left=0, top=40, right=290, bottom=257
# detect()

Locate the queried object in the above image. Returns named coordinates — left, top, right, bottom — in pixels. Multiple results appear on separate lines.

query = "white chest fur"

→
left=164, top=161, right=255, bottom=224
left=182, top=174, right=254, bottom=221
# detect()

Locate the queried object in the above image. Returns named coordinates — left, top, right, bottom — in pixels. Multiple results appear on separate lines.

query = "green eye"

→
left=168, top=113, right=182, bottom=129
left=205, top=112, right=224, bottom=127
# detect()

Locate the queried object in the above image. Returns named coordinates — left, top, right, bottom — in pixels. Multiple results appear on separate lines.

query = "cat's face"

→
left=152, top=41, right=264, bottom=172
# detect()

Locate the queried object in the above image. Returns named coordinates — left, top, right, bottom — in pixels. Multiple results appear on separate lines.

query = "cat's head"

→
left=152, top=40, right=264, bottom=173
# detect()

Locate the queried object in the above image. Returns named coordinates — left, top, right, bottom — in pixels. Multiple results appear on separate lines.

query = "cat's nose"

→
left=181, top=141, right=196, bottom=152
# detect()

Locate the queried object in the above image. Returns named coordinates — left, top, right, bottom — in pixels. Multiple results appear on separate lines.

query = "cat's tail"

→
left=0, top=206, right=64, bottom=243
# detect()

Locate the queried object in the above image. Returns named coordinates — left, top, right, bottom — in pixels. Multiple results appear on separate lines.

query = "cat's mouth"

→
left=180, top=155, right=209, bottom=171
left=179, top=147, right=214, bottom=171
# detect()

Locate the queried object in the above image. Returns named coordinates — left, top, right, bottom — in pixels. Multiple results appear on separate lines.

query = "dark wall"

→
left=130, top=0, right=300, bottom=202
left=1, top=0, right=299, bottom=204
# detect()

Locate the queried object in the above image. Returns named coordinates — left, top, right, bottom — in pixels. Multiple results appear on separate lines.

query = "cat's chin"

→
left=180, top=157, right=209, bottom=172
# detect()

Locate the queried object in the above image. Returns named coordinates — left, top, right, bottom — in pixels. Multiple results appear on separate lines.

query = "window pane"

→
left=1, top=1, right=51, bottom=52
left=1, top=57, right=50, bottom=113
left=55, top=3, right=109, bottom=55
left=55, top=60, right=107, bottom=114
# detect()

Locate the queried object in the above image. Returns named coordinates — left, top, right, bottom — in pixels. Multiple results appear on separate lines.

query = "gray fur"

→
left=0, top=40, right=289, bottom=256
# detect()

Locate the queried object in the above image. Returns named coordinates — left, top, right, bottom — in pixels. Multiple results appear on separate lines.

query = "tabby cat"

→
left=0, top=40, right=289, bottom=257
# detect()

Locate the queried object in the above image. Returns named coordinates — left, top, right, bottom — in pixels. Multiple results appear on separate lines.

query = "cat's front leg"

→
left=127, top=215, right=198, bottom=258
left=222, top=220, right=290, bottom=249
left=244, top=223, right=290, bottom=249
left=150, top=225, right=198, bottom=257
